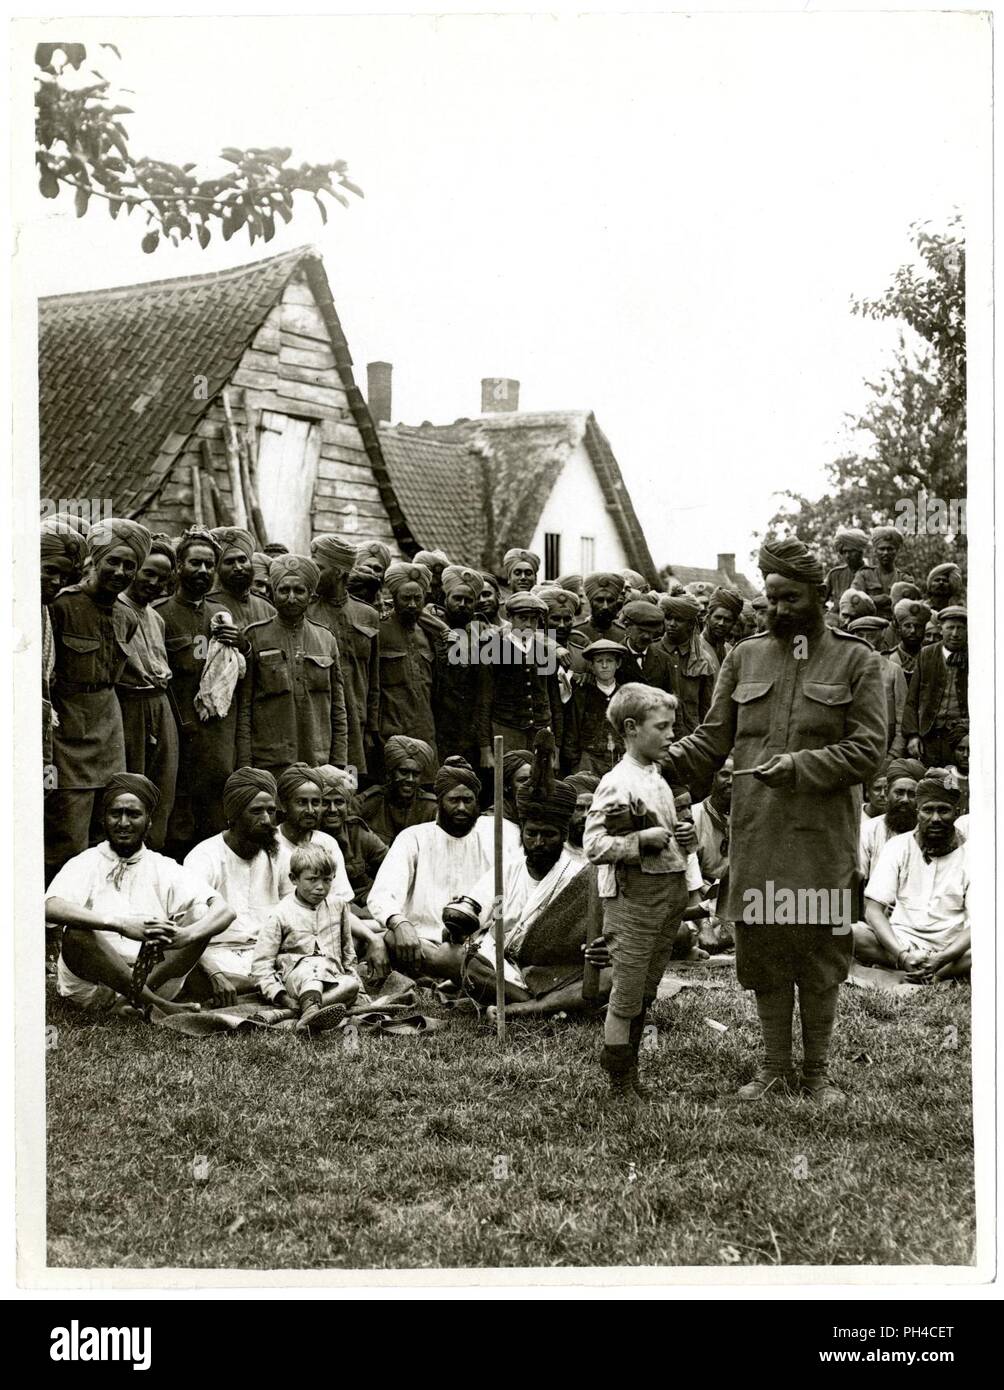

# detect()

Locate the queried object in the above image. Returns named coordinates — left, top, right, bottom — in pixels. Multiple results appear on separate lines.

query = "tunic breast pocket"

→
left=303, top=653, right=334, bottom=692
left=350, top=623, right=377, bottom=663
left=59, top=633, right=101, bottom=684
left=381, top=653, right=408, bottom=687
left=731, top=679, right=774, bottom=737
left=798, top=681, right=853, bottom=741
left=256, top=651, right=292, bottom=697
left=165, top=634, right=197, bottom=676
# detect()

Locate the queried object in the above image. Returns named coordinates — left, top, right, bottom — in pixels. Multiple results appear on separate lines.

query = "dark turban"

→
left=502, top=749, right=533, bottom=783
left=502, top=548, right=540, bottom=578
left=659, top=593, right=702, bottom=621
left=564, top=771, right=600, bottom=797
left=707, top=586, right=744, bottom=618
left=517, top=777, right=578, bottom=830
left=177, top=527, right=220, bottom=562
left=101, top=772, right=160, bottom=816
left=757, top=538, right=824, bottom=586
left=40, top=520, right=86, bottom=570
left=223, top=767, right=277, bottom=823
left=86, top=519, right=152, bottom=569
left=433, top=755, right=482, bottom=799
left=276, top=762, right=323, bottom=806
left=355, top=541, right=392, bottom=572
left=269, top=554, right=320, bottom=592
left=584, top=572, right=624, bottom=601
left=311, top=534, right=357, bottom=571
left=385, top=561, right=431, bottom=595
left=915, top=769, right=962, bottom=807
left=414, top=549, right=449, bottom=571
left=211, top=527, right=255, bottom=562
left=886, top=758, right=926, bottom=785
left=383, top=735, right=435, bottom=777
left=871, top=525, right=905, bottom=548
left=441, top=564, right=482, bottom=598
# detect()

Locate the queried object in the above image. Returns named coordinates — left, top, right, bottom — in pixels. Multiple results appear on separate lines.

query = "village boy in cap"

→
left=561, top=638, right=629, bottom=776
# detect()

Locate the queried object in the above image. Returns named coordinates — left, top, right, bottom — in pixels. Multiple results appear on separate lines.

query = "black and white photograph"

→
left=8, top=4, right=996, bottom=1309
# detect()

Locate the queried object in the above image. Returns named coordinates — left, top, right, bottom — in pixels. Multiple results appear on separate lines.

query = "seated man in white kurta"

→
left=367, top=757, right=520, bottom=976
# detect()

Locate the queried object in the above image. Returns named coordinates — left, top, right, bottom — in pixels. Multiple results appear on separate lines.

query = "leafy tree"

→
left=759, top=216, right=966, bottom=584
left=35, top=42, right=362, bottom=252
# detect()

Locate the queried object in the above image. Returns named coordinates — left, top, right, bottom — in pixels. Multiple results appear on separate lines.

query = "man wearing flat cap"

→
left=208, top=527, right=276, bottom=629
left=823, top=527, right=883, bottom=610
left=662, top=536, right=886, bottom=1106
left=656, top=593, right=716, bottom=737
left=474, top=591, right=555, bottom=765
left=236, top=555, right=348, bottom=774
left=902, top=606, right=968, bottom=767
left=378, top=561, right=446, bottom=763
left=44, top=519, right=151, bottom=879
left=573, top=572, right=627, bottom=647
left=620, top=599, right=678, bottom=696
left=309, top=534, right=381, bottom=780
left=699, top=586, right=744, bottom=675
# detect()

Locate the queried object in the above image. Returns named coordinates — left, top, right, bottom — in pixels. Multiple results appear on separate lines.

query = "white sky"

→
left=19, top=10, right=989, bottom=574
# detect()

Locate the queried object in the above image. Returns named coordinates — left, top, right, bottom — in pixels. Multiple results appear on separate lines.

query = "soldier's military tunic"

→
left=310, top=593, right=381, bottom=777
left=237, top=614, right=348, bottom=773
left=823, top=563, right=884, bottom=608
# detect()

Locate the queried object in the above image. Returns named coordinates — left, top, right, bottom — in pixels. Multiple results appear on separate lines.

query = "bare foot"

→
left=150, top=999, right=202, bottom=1018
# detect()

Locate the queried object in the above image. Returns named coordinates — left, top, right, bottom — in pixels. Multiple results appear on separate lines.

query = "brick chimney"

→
left=717, top=552, right=736, bottom=580
left=481, top=377, right=520, bottom=414
left=367, top=361, right=393, bottom=424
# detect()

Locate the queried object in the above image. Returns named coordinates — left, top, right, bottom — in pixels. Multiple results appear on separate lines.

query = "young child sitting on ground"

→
left=252, top=843, right=362, bottom=1034
left=584, top=683, right=694, bottom=1101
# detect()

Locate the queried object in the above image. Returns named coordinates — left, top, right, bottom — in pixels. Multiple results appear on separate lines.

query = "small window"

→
left=580, top=536, right=595, bottom=572
left=544, top=533, right=561, bottom=580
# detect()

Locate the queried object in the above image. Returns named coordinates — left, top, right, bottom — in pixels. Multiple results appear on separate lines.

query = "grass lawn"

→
left=46, top=968, right=974, bottom=1270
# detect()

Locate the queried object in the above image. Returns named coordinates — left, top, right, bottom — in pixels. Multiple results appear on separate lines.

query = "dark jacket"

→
left=236, top=614, right=347, bottom=768
left=620, top=641, right=679, bottom=695
left=310, top=594, right=381, bottom=775
left=379, top=612, right=444, bottom=759
left=560, top=673, right=626, bottom=774
left=902, top=643, right=967, bottom=738
left=656, top=633, right=716, bottom=737
left=474, top=631, right=553, bottom=744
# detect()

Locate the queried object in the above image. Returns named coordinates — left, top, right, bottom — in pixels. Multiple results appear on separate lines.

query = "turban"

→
left=383, top=735, right=434, bottom=777
left=584, top=572, right=624, bottom=601
left=517, top=777, right=578, bottom=830
left=621, top=569, right=646, bottom=590
left=211, top=527, right=255, bottom=562
left=176, top=527, right=220, bottom=561
left=757, top=538, right=824, bottom=586
left=665, top=579, right=687, bottom=596
left=835, top=527, right=870, bottom=551
left=433, top=755, right=482, bottom=799
left=939, top=606, right=967, bottom=623
left=839, top=589, right=876, bottom=616
left=86, top=519, right=152, bottom=569
left=40, top=520, right=86, bottom=569
left=927, top=563, right=962, bottom=587
left=886, top=758, right=926, bottom=785
left=269, top=553, right=320, bottom=592
left=384, top=561, right=431, bottom=595
left=915, top=769, right=961, bottom=807
left=621, top=599, right=665, bottom=627
left=535, top=586, right=580, bottom=618
left=276, top=762, right=323, bottom=806
left=564, top=771, right=600, bottom=797
left=847, top=615, right=888, bottom=634
left=659, top=593, right=702, bottom=621
left=480, top=571, right=501, bottom=593
left=890, top=581, right=922, bottom=604
left=313, top=764, right=357, bottom=798
left=502, top=548, right=540, bottom=578
left=311, top=534, right=357, bottom=571
left=441, top=564, right=482, bottom=598
left=503, top=749, right=533, bottom=782
left=263, top=542, right=289, bottom=556
left=101, top=772, right=160, bottom=816
left=707, top=586, right=744, bottom=618
left=414, top=549, right=449, bottom=571
left=355, top=542, right=392, bottom=572
left=556, top=573, right=583, bottom=597
left=685, top=582, right=715, bottom=598
left=504, top=591, right=548, bottom=616
left=894, top=598, right=932, bottom=625
left=45, top=510, right=90, bottom=536
left=223, top=767, right=277, bottom=823
left=252, top=552, right=271, bottom=584
left=871, top=526, right=905, bottom=548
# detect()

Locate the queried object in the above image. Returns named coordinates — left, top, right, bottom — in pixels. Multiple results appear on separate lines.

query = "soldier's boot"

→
left=600, top=1044, right=637, bottom=1103
left=740, top=983, right=796, bottom=1099
left=799, top=984, right=845, bottom=1106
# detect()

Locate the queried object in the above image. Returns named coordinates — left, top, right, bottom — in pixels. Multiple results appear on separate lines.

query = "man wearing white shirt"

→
left=857, top=757, right=924, bottom=881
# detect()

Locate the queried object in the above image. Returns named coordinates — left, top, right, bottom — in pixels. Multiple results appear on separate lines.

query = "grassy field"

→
left=46, top=968, right=974, bottom=1270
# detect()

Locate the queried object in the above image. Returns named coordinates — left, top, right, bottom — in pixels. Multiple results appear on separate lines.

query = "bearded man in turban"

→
left=348, top=541, right=392, bottom=606
left=208, top=527, right=275, bottom=629
left=368, top=756, right=521, bottom=975
left=860, top=769, right=970, bottom=980
left=656, top=593, right=716, bottom=737
left=902, top=606, right=968, bottom=768
left=870, top=525, right=912, bottom=596
left=44, top=519, right=153, bottom=880
left=857, top=758, right=925, bottom=883
left=699, top=586, right=744, bottom=674
left=377, top=561, right=445, bottom=762
left=414, top=549, right=450, bottom=609
left=156, top=529, right=244, bottom=854
left=45, top=772, right=234, bottom=1014
left=823, top=527, right=883, bottom=609
left=236, top=555, right=348, bottom=775
left=574, top=572, right=627, bottom=646
left=356, top=735, right=438, bottom=846
left=662, top=537, right=886, bottom=1106
left=309, top=533, right=381, bottom=779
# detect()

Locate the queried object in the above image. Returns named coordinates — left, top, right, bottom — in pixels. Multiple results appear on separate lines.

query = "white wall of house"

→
left=528, top=440, right=630, bottom=580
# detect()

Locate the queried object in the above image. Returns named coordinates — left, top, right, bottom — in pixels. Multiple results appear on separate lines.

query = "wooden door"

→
left=255, top=412, right=320, bottom=554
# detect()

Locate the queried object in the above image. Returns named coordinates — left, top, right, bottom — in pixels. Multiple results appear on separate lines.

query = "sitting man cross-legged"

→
left=46, top=773, right=234, bottom=1016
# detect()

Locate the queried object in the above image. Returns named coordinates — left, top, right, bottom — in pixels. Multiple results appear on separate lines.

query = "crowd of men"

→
left=40, top=512, right=970, bottom=1103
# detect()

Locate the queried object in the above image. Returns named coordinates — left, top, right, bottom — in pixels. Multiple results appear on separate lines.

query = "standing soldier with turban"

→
left=236, top=555, right=348, bottom=775
left=902, top=606, right=968, bottom=767
left=699, top=586, right=744, bottom=675
left=356, top=735, right=438, bottom=846
left=662, top=537, right=886, bottom=1106
left=157, top=529, right=243, bottom=851
left=502, top=548, right=540, bottom=595
left=208, top=527, right=276, bottom=629
left=348, top=541, right=393, bottom=607
left=888, top=597, right=932, bottom=686
left=414, top=549, right=450, bottom=611
left=575, top=573, right=627, bottom=646
left=41, top=517, right=87, bottom=772
left=870, top=526, right=912, bottom=595
left=847, top=614, right=908, bottom=756
left=824, top=527, right=883, bottom=610
left=656, top=593, right=716, bottom=737
left=44, top=519, right=152, bottom=880
left=924, top=563, right=966, bottom=642
left=309, top=534, right=381, bottom=781
left=379, top=561, right=445, bottom=761
left=435, top=565, right=485, bottom=767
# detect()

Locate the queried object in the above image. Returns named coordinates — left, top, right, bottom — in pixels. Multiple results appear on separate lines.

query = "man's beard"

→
left=223, top=574, right=252, bottom=598
left=885, top=803, right=918, bottom=835
left=525, top=844, right=563, bottom=877
left=766, top=609, right=822, bottom=639
left=567, top=816, right=585, bottom=848
left=438, top=809, right=475, bottom=837
left=918, top=821, right=955, bottom=855
left=251, top=825, right=280, bottom=856
left=182, top=571, right=212, bottom=598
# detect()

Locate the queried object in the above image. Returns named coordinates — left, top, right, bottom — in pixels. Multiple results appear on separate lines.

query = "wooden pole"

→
left=190, top=459, right=205, bottom=527
left=493, top=734, right=506, bottom=1045
left=220, top=389, right=249, bottom=529
left=199, top=441, right=219, bottom=528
